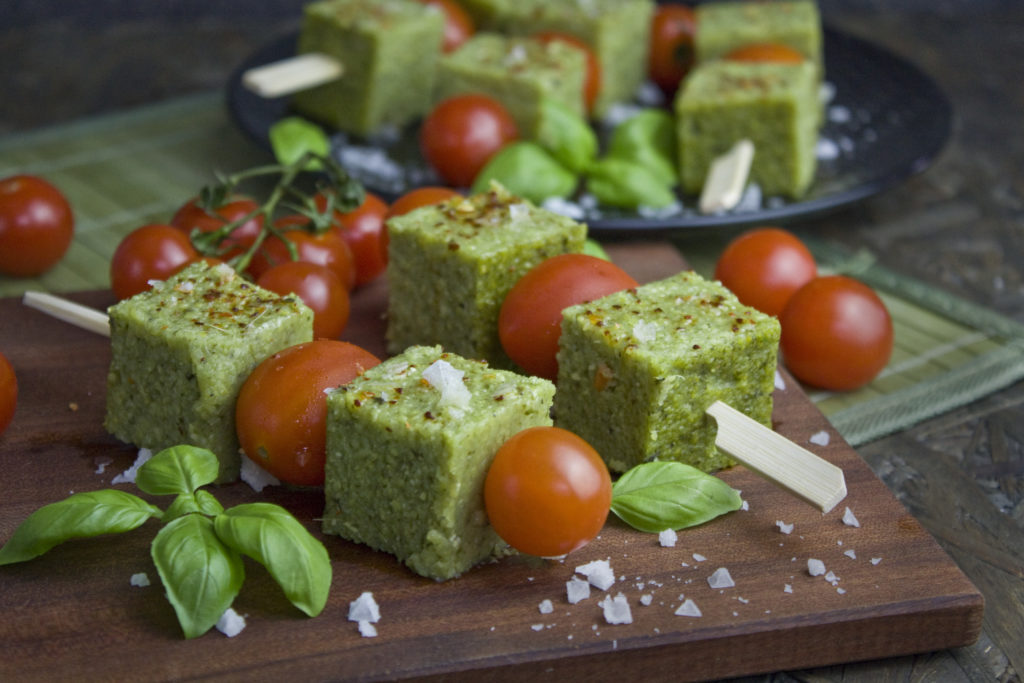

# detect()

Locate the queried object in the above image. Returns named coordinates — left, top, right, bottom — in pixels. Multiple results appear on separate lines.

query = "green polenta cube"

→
left=292, top=0, right=444, bottom=136
left=695, top=0, right=823, bottom=72
left=436, top=33, right=587, bottom=139
left=104, top=263, right=313, bottom=482
left=385, top=183, right=586, bottom=368
left=675, top=60, right=820, bottom=198
left=323, top=346, right=555, bottom=580
left=553, top=271, right=780, bottom=474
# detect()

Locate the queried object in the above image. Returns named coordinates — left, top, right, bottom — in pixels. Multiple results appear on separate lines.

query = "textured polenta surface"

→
left=292, top=0, right=444, bottom=136
left=323, top=346, right=555, bottom=580
left=554, top=271, right=780, bottom=474
left=675, top=60, right=820, bottom=198
left=695, top=0, right=823, bottom=67
left=385, top=185, right=586, bottom=367
left=104, top=263, right=313, bottom=482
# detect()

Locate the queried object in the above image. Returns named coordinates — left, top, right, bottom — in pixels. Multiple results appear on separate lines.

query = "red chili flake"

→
left=693, top=344, right=701, bottom=350
left=353, top=400, right=362, bottom=407
left=424, top=411, right=435, bottom=420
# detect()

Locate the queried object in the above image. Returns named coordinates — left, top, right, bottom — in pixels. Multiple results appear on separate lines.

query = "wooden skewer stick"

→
left=699, top=139, right=755, bottom=214
left=22, top=292, right=110, bottom=338
left=242, top=52, right=345, bottom=98
left=707, top=400, right=847, bottom=513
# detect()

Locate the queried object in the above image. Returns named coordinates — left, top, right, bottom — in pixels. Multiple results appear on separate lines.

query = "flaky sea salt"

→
left=842, top=507, right=860, bottom=527
left=422, top=359, right=471, bottom=410
left=348, top=591, right=381, bottom=624
left=640, top=594, right=654, bottom=606
left=658, top=529, right=678, bottom=547
left=599, top=593, right=633, bottom=625
left=575, top=559, right=615, bottom=591
left=776, top=520, right=794, bottom=535
left=216, top=608, right=246, bottom=637
left=707, top=567, right=735, bottom=589
left=359, top=621, right=378, bottom=637
left=566, top=576, right=591, bottom=604
left=129, top=572, right=150, bottom=587
left=784, top=584, right=793, bottom=594
left=844, top=549, right=857, bottom=560
left=111, top=448, right=153, bottom=485
left=692, top=553, right=706, bottom=562
left=632, top=320, right=659, bottom=343
left=674, top=598, right=702, bottom=617
left=871, top=557, right=883, bottom=566
left=807, top=559, right=826, bottom=576
left=538, top=599, right=554, bottom=614
left=240, top=455, right=280, bottom=492
left=775, top=369, right=786, bottom=391
left=809, top=430, right=831, bottom=446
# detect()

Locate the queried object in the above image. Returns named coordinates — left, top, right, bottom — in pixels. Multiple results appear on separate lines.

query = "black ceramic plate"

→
left=226, top=27, right=952, bottom=235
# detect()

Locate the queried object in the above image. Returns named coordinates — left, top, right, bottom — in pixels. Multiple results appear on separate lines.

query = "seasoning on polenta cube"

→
left=323, top=345, right=556, bottom=580
left=292, top=0, right=445, bottom=137
left=675, top=60, right=820, bottom=199
left=553, top=271, right=780, bottom=474
left=385, top=183, right=586, bottom=368
left=104, top=262, right=313, bottom=482
left=695, top=0, right=823, bottom=72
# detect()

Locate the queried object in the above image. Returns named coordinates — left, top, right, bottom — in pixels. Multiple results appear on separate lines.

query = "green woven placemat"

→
left=3, top=93, right=1022, bottom=447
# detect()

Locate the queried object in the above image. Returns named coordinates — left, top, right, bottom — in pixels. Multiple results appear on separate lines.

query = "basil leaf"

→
left=136, top=445, right=220, bottom=496
left=214, top=503, right=331, bottom=617
left=162, top=490, right=224, bottom=523
left=151, top=515, right=244, bottom=639
left=0, top=490, right=161, bottom=565
left=610, top=461, right=743, bottom=533
left=269, top=116, right=329, bottom=170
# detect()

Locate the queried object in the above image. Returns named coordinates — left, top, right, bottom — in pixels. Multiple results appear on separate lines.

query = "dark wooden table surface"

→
left=1, top=1, right=1021, bottom=681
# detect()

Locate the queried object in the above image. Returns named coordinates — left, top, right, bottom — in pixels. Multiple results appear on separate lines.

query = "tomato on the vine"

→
left=416, top=0, right=475, bottom=53
left=235, top=340, right=381, bottom=486
left=499, top=253, right=638, bottom=380
left=485, top=426, right=611, bottom=558
left=779, top=275, right=894, bottom=391
left=109, top=224, right=199, bottom=300
left=257, top=261, right=350, bottom=339
left=419, top=94, right=518, bottom=188
left=649, top=3, right=697, bottom=97
left=171, top=195, right=263, bottom=260
left=0, top=351, right=17, bottom=437
left=321, top=191, right=389, bottom=287
left=535, top=32, right=601, bottom=114
left=725, top=43, right=805, bottom=64
left=247, top=222, right=356, bottom=290
left=0, top=175, right=75, bottom=277
left=713, top=227, right=817, bottom=317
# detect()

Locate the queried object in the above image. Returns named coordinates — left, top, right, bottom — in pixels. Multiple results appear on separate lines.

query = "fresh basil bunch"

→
left=0, top=445, right=331, bottom=639
left=610, top=461, right=743, bottom=533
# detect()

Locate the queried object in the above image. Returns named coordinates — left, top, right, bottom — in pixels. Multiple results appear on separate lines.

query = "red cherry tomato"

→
left=779, top=275, right=894, bottom=391
left=419, top=94, right=518, bottom=188
left=247, top=222, right=356, bottom=290
left=257, top=261, right=350, bottom=339
left=416, top=0, right=475, bottom=53
left=485, top=426, right=612, bottom=558
left=0, top=351, right=17, bottom=437
left=714, top=227, right=817, bottom=317
left=0, top=175, right=74, bottom=277
left=535, top=32, right=602, bottom=114
left=725, top=43, right=805, bottom=64
left=324, top=191, right=389, bottom=286
left=109, top=224, right=199, bottom=300
left=499, top=253, right=638, bottom=380
left=171, top=195, right=263, bottom=260
left=649, top=3, right=697, bottom=97
left=381, top=186, right=462, bottom=262
left=235, top=340, right=381, bottom=486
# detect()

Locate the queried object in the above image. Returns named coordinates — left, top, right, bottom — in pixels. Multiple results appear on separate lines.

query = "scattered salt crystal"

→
left=815, top=137, right=841, bottom=161
left=348, top=591, right=380, bottom=624
left=640, top=594, right=654, bottom=606
left=692, top=553, right=706, bottom=562
left=842, top=507, right=860, bottom=527
left=575, top=559, right=615, bottom=591
left=599, top=593, right=633, bottom=625
left=825, top=570, right=840, bottom=585
left=531, top=623, right=544, bottom=632
left=566, top=576, right=591, bottom=604
left=774, top=370, right=786, bottom=391
left=129, top=572, right=150, bottom=587
left=707, top=567, right=735, bottom=589
left=111, top=448, right=153, bottom=484
left=737, top=596, right=749, bottom=604
left=828, top=104, right=851, bottom=123
left=658, top=529, right=678, bottom=547
left=216, top=608, right=246, bottom=637
left=507, top=203, right=530, bottom=222
left=732, top=182, right=763, bottom=213
left=837, top=587, right=847, bottom=595
left=844, top=549, right=857, bottom=560
left=422, top=360, right=471, bottom=410
left=541, top=196, right=586, bottom=220
left=809, top=430, right=830, bottom=446
left=776, top=520, right=794, bottom=535
left=240, top=455, right=281, bottom=492
left=870, top=557, right=882, bottom=566
left=538, top=599, right=554, bottom=615
left=674, top=598, right=702, bottom=618
left=740, top=500, right=749, bottom=511
left=807, top=559, right=826, bottom=576
left=94, top=457, right=112, bottom=475
left=358, top=621, right=378, bottom=637
left=784, top=584, right=793, bottom=594
left=632, top=320, right=659, bottom=343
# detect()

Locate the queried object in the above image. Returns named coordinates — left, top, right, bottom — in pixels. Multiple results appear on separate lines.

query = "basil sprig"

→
left=0, top=445, right=331, bottom=639
left=610, top=461, right=743, bottom=533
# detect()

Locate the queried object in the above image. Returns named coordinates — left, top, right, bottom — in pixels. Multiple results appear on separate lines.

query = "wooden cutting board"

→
left=0, top=242, right=982, bottom=682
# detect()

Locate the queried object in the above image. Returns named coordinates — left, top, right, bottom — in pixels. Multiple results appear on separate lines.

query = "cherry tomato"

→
left=323, top=191, right=389, bottom=286
left=419, top=94, right=518, bottom=188
left=236, top=340, right=381, bottom=486
left=779, top=275, right=894, bottom=391
left=381, top=186, right=462, bottom=263
left=109, top=224, right=199, bottom=300
left=257, top=261, right=350, bottom=339
left=535, top=32, right=601, bottom=114
left=0, top=175, right=74, bottom=277
left=649, top=3, right=697, bottom=97
left=499, top=253, right=638, bottom=380
left=171, top=195, right=263, bottom=260
left=416, top=0, right=475, bottom=53
left=725, top=43, right=805, bottom=64
left=485, top=426, right=611, bottom=558
left=0, top=351, right=16, bottom=437
left=714, top=227, right=817, bottom=317
left=247, top=222, right=357, bottom=290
